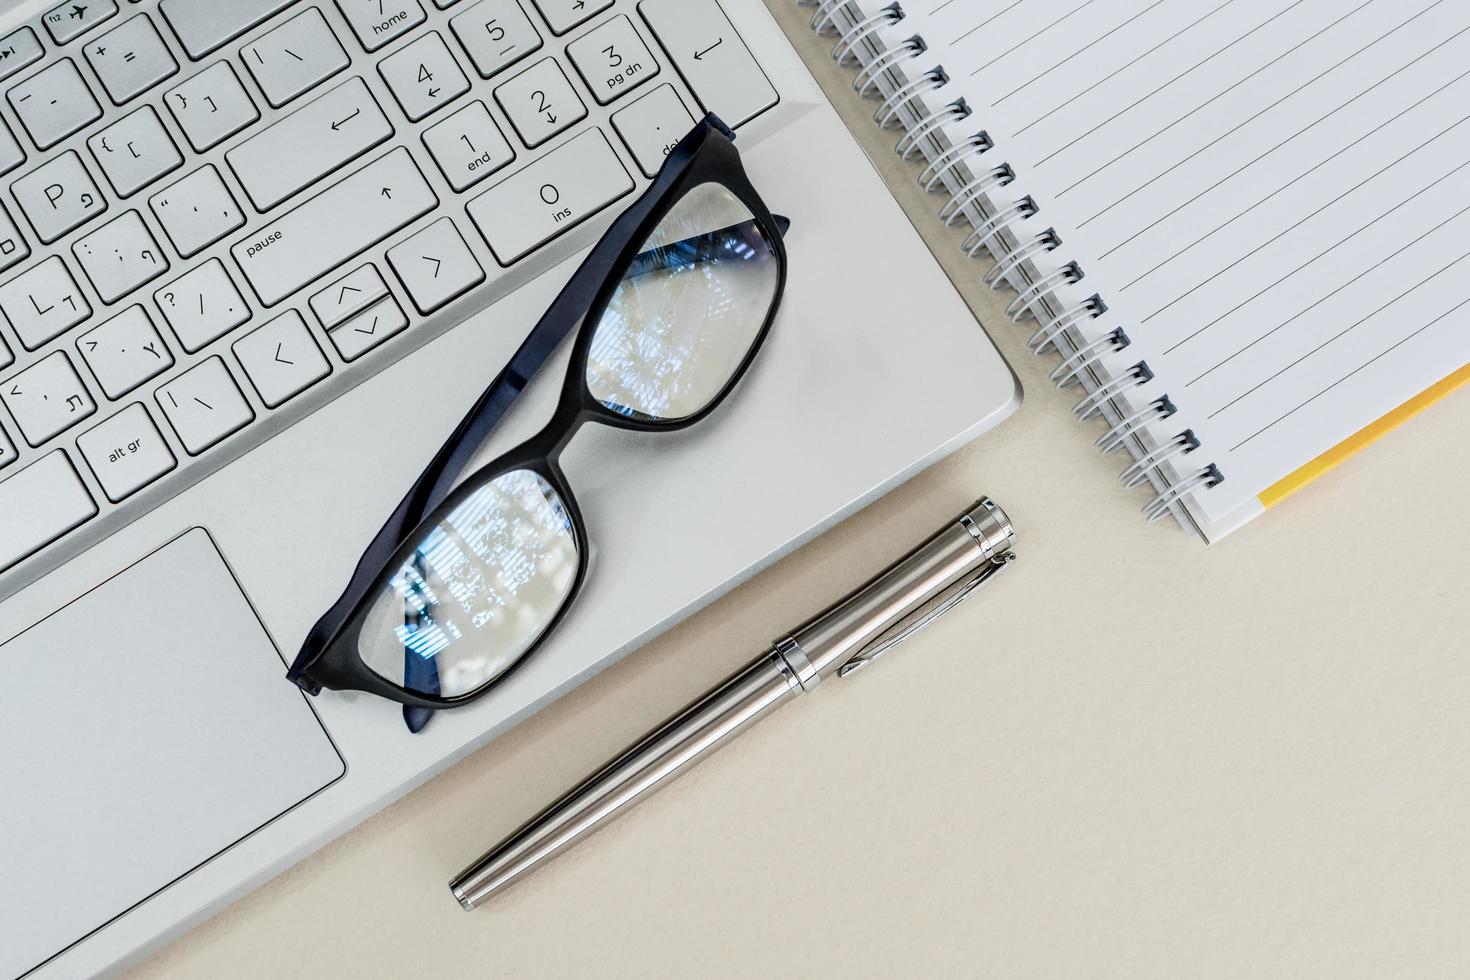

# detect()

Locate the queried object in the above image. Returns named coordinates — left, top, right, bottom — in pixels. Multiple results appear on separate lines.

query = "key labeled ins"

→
left=467, top=128, right=632, bottom=265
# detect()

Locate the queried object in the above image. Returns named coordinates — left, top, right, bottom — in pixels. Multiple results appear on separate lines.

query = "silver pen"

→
left=450, top=497, right=1017, bottom=909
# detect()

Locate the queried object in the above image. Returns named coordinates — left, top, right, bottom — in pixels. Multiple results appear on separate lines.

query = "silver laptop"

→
left=0, top=0, right=1018, bottom=975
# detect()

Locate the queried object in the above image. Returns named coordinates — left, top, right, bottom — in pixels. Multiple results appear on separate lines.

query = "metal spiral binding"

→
left=833, top=5, right=904, bottom=66
left=918, top=132, right=991, bottom=189
left=876, top=66, right=947, bottom=129
left=1027, top=293, right=1104, bottom=354
left=896, top=98, right=970, bottom=160
left=1051, top=327, right=1128, bottom=388
left=985, top=227, right=1059, bottom=289
left=852, top=35, right=926, bottom=97
left=961, top=195, right=1036, bottom=256
left=940, top=165, right=1014, bottom=225
left=808, top=0, right=1221, bottom=525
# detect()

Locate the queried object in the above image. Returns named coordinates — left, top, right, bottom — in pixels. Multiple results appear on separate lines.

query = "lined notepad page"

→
left=909, top=0, right=1470, bottom=534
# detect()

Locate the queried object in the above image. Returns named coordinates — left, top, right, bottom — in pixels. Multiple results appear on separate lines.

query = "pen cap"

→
left=786, top=498, right=1013, bottom=683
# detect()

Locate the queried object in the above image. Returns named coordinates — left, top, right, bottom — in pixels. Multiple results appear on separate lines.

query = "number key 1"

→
left=493, top=56, right=586, bottom=148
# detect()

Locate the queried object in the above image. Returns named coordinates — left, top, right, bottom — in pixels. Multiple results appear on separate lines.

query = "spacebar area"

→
left=231, top=148, right=438, bottom=306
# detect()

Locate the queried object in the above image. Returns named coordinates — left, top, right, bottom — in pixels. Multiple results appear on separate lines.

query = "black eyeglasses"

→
left=287, top=115, right=789, bottom=730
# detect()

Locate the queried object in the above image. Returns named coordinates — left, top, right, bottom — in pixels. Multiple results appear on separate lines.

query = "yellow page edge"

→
left=1259, top=360, right=1470, bottom=508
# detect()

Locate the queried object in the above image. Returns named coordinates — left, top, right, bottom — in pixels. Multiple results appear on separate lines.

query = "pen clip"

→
left=836, top=551, right=1016, bottom=678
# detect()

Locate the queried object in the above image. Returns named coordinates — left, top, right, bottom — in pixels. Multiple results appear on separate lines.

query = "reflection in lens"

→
left=586, top=183, right=779, bottom=421
left=359, top=470, right=579, bottom=698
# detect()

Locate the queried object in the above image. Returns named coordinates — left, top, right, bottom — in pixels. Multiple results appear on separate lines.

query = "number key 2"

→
left=493, top=56, right=586, bottom=148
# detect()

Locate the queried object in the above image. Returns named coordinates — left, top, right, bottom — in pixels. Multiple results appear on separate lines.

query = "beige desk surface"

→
left=131, top=6, right=1470, bottom=978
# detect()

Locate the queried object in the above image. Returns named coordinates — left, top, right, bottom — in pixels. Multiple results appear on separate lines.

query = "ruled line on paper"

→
left=972, top=0, right=1107, bottom=75
left=1075, top=4, right=1460, bottom=226
left=950, top=0, right=1038, bottom=47
left=993, top=0, right=1171, bottom=106
left=1060, top=0, right=1376, bottom=205
left=1206, top=243, right=1470, bottom=422
left=1229, top=293, right=1470, bottom=451
left=1034, top=0, right=1309, bottom=171
left=1173, top=156, right=1470, bottom=375
left=1116, top=71, right=1470, bottom=286
left=1013, top=0, right=1238, bottom=137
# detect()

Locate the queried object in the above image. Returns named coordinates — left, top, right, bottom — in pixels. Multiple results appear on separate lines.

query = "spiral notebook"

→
left=801, top=0, right=1470, bottom=540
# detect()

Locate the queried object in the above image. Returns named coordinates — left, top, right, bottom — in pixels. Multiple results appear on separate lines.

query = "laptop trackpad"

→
left=0, top=528, right=345, bottom=978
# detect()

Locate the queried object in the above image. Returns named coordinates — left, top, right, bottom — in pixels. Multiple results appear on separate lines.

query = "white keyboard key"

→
left=155, top=356, right=253, bottom=454
left=8, top=59, right=104, bottom=151
left=84, top=14, right=179, bottom=104
left=243, top=7, right=351, bottom=107
left=3, top=351, right=97, bottom=446
left=337, top=0, right=426, bottom=52
left=329, top=295, right=407, bottom=360
left=12, top=152, right=108, bottom=245
left=88, top=106, right=185, bottom=197
left=638, top=0, right=778, bottom=128
left=531, top=0, right=611, bottom=35
left=0, top=257, right=91, bottom=350
left=43, top=0, right=119, bottom=45
left=226, top=76, right=395, bottom=211
left=0, top=425, right=14, bottom=468
left=379, top=32, right=470, bottom=122
left=0, top=452, right=97, bottom=573
left=0, top=336, right=10, bottom=371
left=467, top=127, right=632, bottom=264
left=150, top=165, right=245, bottom=258
left=76, top=402, right=176, bottom=501
left=0, top=27, right=45, bottom=85
left=73, top=211, right=169, bottom=304
left=155, top=259, right=251, bottom=352
left=612, top=83, right=693, bottom=178
left=387, top=217, right=484, bottom=314
left=310, top=263, right=387, bottom=327
left=422, top=99, right=514, bottom=191
left=0, top=117, right=24, bottom=178
left=165, top=62, right=260, bottom=152
left=232, top=308, right=331, bottom=408
left=568, top=15, right=658, bottom=105
left=494, top=57, right=586, bottom=148
left=232, top=147, right=438, bottom=305
left=450, top=0, right=542, bottom=79
left=159, top=0, right=300, bottom=59
left=77, top=305, right=174, bottom=399
left=0, top=204, right=31, bottom=276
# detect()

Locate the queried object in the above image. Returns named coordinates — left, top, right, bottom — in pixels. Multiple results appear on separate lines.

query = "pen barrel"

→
left=790, top=499, right=1013, bottom=681
left=451, top=650, right=803, bottom=909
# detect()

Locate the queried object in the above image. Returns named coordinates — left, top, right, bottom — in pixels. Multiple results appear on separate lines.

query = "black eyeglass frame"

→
left=287, top=116, right=788, bottom=710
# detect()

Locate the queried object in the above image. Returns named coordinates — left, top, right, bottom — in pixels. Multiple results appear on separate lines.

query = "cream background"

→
left=130, top=5, right=1470, bottom=977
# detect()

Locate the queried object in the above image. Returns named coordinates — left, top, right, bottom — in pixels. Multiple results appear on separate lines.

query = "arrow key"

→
left=329, top=295, right=408, bottom=361
left=379, top=31, right=470, bottom=123
left=531, top=0, right=613, bottom=35
left=310, top=263, right=389, bottom=328
left=232, top=309, right=331, bottom=409
left=387, top=217, right=485, bottom=314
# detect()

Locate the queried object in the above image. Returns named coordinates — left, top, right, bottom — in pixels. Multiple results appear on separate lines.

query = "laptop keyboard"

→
left=0, top=0, right=780, bottom=585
